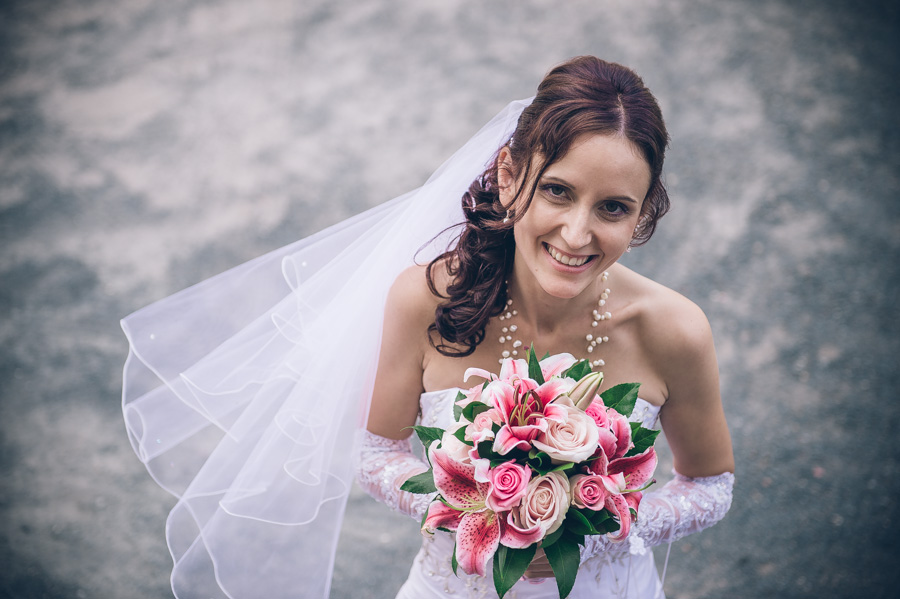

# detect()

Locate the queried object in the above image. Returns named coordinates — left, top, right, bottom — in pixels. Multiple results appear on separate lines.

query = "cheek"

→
left=512, top=207, right=556, bottom=246
left=602, top=221, right=640, bottom=249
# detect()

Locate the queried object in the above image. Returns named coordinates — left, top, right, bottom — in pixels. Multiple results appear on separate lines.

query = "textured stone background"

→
left=1, top=0, right=898, bottom=597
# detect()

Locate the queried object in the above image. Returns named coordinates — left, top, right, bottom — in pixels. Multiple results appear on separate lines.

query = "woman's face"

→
left=500, top=133, right=652, bottom=301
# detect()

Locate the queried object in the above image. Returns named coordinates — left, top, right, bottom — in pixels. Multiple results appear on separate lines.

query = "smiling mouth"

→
left=544, top=243, right=593, bottom=267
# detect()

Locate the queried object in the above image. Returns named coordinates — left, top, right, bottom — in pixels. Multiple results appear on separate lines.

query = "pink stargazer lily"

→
left=423, top=447, right=501, bottom=576
left=535, top=352, right=579, bottom=378
left=424, top=447, right=545, bottom=576
left=486, top=377, right=572, bottom=455
left=587, top=447, right=658, bottom=540
left=464, top=352, right=578, bottom=392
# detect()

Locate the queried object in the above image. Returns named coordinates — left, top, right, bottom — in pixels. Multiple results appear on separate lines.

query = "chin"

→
left=535, top=275, right=597, bottom=300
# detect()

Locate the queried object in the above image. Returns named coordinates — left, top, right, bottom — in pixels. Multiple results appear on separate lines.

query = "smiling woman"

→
left=360, top=56, right=734, bottom=598
left=122, top=56, right=733, bottom=599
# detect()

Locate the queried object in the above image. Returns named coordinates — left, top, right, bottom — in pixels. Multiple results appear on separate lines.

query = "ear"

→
left=496, top=146, right=518, bottom=208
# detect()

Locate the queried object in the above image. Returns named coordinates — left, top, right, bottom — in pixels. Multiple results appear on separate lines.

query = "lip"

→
left=542, top=243, right=596, bottom=272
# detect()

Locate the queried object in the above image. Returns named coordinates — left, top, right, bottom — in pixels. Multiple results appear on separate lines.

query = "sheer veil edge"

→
left=121, top=98, right=531, bottom=599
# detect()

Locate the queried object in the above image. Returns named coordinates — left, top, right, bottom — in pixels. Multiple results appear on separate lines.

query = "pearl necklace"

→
left=497, top=271, right=612, bottom=367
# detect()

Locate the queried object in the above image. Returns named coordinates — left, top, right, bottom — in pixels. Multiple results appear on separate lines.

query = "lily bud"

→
left=568, top=371, right=604, bottom=411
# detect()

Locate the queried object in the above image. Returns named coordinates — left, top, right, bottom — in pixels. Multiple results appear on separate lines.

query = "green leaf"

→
left=526, top=450, right=554, bottom=475
left=399, top=469, right=436, bottom=494
left=527, top=346, right=545, bottom=385
left=564, top=509, right=594, bottom=535
left=477, top=440, right=498, bottom=460
left=451, top=545, right=459, bottom=576
left=585, top=508, right=611, bottom=529
left=600, top=382, right=640, bottom=417
left=625, top=424, right=661, bottom=457
left=461, top=401, right=491, bottom=422
left=550, top=462, right=575, bottom=474
left=545, top=533, right=582, bottom=598
left=601, top=517, right=621, bottom=534
left=410, top=425, right=445, bottom=452
left=542, top=523, right=566, bottom=548
left=453, top=425, right=474, bottom=446
left=477, top=440, right=524, bottom=465
left=492, top=544, right=537, bottom=599
left=453, top=392, right=464, bottom=420
left=562, top=359, right=592, bottom=381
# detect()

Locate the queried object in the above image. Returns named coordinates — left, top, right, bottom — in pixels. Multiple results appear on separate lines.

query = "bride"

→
left=121, top=56, right=733, bottom=599
left=357, top=56, right=734, bottom=598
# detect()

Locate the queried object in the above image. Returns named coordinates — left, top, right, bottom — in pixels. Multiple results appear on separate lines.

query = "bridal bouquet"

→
left=401, top=349, right=660, bottom=599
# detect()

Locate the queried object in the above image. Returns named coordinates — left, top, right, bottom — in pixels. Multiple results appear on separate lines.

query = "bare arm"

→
left=575, top=294, right=735, bottom=563
left=355, top=266, right=437, bottom=518
left=654, top=299, right=734, bottom=477
left=366, top=265, right=433, bottom=439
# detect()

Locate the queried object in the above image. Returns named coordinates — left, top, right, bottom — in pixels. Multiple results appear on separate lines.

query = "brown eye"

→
left=602, top=202, right=628, bottom=216
left=542, top=184, right=568, bottom=199
left=547, top=185, right=566, bottom=196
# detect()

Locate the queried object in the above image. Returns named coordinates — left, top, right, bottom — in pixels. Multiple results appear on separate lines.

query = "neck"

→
left=506, top=264, right=609, bottom=335
left=499, top=264, right=613, bottom=367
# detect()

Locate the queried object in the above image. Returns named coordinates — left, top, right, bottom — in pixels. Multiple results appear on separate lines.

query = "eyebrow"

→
left=540, top=175, right=640, bottom=205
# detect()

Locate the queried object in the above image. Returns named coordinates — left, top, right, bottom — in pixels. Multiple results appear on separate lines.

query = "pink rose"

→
left=506, top=471, right=571, bottom=537
left=531, top=405, right=599, bottom=464
left=457, top=381, right=487, bottom=408
left=570, top=474, right=610, bottom=511
left=584, top=399, right=608, bottom=428
left=465, top=408, right=500, bottom=444
left=484, top=461, right=531, bottom=512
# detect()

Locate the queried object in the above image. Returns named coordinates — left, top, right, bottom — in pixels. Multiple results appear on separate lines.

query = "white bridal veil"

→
left=121, top=98, right=530, bottom=598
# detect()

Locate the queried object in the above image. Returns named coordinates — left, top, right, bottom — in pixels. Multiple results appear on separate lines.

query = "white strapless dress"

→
left=395, top=389, right=666, bottom=599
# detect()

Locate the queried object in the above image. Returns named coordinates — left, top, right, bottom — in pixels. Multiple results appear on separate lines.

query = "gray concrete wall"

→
left=1, top=1, right=898, bottom=597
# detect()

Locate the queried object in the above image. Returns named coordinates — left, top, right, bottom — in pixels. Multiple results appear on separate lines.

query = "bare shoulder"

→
left=368, top=262, right=446, bottom=437
left=383, top=261, right=451, bottom=351
left=616, top=266, right=715, bottom=365
left=388, top=263, right=443, bottom=314
left=616, top=267, right=733, bottom=475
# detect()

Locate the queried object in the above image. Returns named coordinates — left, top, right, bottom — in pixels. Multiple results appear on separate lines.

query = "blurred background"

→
left=1, top=0, right=898, bottom=597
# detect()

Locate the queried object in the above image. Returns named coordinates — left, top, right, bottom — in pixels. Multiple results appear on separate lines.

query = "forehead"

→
left=541, top=133, right=651, bottom=194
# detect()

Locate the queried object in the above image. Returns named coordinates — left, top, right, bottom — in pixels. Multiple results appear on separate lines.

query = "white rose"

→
left=440, top=426, right=474, bottom=465
left=506, top=471, right=571, bottom=536
left=532, top=405, right=600, bottom=464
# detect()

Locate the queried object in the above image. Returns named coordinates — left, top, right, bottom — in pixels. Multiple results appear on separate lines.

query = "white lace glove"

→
left=355, top=429, right=435, bottom=519
left=582, top=471, right=735, bottom=559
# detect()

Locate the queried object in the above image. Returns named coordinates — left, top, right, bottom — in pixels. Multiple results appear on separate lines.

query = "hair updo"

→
left=427, top=56, right=670, bottom=357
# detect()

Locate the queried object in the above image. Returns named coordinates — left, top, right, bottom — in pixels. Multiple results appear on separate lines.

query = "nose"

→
left=560, top=210, right=592, bottom=250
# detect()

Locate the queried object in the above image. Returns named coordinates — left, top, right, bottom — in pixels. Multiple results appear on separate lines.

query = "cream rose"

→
left=532, top=405, right=600, bottom=464
left=506, top=471, right=571, bottom=536
left=440, top=426, right=474, bottom=465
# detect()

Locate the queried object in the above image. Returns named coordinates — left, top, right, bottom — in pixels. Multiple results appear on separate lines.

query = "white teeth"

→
left=547, top=245, right=588, bottom=267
